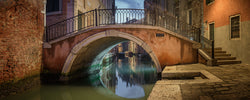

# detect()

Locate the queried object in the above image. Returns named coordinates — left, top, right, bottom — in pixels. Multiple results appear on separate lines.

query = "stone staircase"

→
left=205, top=47, right=241, bottom=65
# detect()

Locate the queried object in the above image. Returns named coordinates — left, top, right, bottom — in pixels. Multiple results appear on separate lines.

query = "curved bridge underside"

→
left=43, top=25, right=199, bottom=75
left=62, top=30, right=161, bottom=74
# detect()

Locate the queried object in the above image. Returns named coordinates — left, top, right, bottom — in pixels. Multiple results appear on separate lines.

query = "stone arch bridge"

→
left=43, top=9, right=201, bottom=76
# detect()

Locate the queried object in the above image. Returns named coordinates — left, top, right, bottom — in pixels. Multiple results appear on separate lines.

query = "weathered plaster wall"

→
left=203, top=0, right=250, bottom=64
left=214, top=21, right=250, bottom=64
left=203, top=0, right=250, bottom=28
left=0, top=0, right=44, bottom=84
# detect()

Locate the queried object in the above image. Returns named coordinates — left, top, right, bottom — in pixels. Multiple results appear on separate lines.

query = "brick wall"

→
left=0, top=0, right=44, bottom=84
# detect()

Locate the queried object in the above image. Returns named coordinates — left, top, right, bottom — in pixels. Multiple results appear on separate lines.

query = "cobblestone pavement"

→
left=148, top=64, right=250, bottom=100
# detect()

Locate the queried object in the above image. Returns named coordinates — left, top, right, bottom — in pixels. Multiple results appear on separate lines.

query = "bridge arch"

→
left=62, top=30, right=161, bottom=74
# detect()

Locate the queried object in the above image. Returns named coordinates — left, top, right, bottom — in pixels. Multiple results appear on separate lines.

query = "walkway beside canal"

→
left=148, top=64, right=250, bottom=100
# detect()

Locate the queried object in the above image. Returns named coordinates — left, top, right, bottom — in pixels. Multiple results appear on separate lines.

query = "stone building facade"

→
left=0, top=0, right=44, bottom=84
left=175, top=0, right=203, bottom=28
left=144, top=0, right=203, bottom=28
left=144, top=0, right=175, bottom=15
left=46, top=0, right=114, bottom=26
left=203, top=0, right=250, bottom=64
left=144, top=0, right=175, bottom=25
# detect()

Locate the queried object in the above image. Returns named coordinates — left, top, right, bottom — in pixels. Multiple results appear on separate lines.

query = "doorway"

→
left=209, top=23, right=214, bottom=40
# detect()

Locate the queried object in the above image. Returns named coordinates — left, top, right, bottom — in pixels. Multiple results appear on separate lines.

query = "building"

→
left=174, top=0, right=203, bottom=28
left=144, top=0, right=175, bottom=25
left=46, top=0, right=115, bottom=26
left=0, top=0, right=44, bottom=97
left=203, top=0, right=250, bottom=64
left=144, top=0, right=175, bottom=15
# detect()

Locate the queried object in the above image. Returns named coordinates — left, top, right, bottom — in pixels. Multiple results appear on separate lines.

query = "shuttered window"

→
left=46, top=0, right=61, bottom=13
left=230, top=15, right=240, bottom=39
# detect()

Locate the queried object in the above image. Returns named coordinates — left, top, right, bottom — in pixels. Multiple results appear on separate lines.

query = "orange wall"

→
left=203, top=0, right=250, bottom=28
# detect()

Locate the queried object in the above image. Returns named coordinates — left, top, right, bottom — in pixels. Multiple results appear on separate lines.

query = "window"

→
left=206, top=0, right=214, bottom=5
left=46, top=0, right=62, bottom=13
left=161, top=0, right=165, bottom=10
left=78, top=11, right=83, bottom=30
left=187, top=9, right=192, bottom=25
left=165, top=0, right=168, bottom=11
left=230, top=15, right=240, bottom=39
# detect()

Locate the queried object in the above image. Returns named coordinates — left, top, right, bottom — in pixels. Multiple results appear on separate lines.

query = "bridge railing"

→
left=45, top=8, right=200, bottom=43
left=200, top=36, right=215, bottom=59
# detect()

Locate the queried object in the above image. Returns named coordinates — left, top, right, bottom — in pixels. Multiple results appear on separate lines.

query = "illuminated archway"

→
left=61, top=30, right=161, bottom=74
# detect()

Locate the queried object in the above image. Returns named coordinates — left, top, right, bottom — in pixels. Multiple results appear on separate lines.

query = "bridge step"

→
left=203, top=47, right=222, bottom=51
left=202, top=47, right=241, bottom=65
left=215, top=56, right=236, bottom=60
left=216, top=60, right=241, bottom=65
left=214, top=53, right=231, bottom=56
left=206, top=50, right=226, bottom=53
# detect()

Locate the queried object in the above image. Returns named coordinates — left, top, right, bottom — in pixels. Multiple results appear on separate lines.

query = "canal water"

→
left=5, top=55, right=157, bottom=100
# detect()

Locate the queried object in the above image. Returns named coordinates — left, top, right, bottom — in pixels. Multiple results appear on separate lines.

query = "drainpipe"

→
left=201, top=0, right=204, bottom=36
left=42, top=0, right=46, bottom=42
left=42, top=0, right=47, bottom=73
left=43, top=0, right=46, bottom=27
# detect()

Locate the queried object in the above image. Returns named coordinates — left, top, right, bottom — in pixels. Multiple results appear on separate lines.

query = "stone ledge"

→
left=159, top=70, right=223, bottom=85
left=148, top=85, right=182, bottom=100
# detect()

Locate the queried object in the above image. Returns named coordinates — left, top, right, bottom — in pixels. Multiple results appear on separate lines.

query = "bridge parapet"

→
left=45, top=8, right=200, bottom=42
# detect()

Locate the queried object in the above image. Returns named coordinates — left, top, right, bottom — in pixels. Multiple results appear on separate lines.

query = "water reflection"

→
left=4, top=54, right=157, bottom=100
left=100, top=55, right=157, bottom=99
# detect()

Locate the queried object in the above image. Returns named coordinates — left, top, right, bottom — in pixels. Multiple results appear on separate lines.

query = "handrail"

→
left=45, top=8, right=201, bottom=43
left=200, top=36, right=215, bottom=59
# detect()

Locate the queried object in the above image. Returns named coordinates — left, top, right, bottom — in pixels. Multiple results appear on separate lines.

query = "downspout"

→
left=43, top=0, right=46, bottom=27
left=73, top=0, right=75, bottom=16
left=201, top=0, right=204, bottom=36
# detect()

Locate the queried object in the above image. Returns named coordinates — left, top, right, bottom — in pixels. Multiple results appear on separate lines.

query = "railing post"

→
left=198, top=28, right=201, bottom=42
left=211, top=40, right=215, bottom=59
left=45, top=26, right=49, bottom=42
left=95, top=9, right=98, bottom=26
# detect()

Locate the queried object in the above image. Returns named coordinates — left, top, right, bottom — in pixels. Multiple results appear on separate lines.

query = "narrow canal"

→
left=5, top=54, right=158, bottom=100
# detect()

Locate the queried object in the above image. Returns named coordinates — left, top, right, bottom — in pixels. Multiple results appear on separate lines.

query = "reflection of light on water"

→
left=115, top=69, right=145, bottom=99
left=99, top=55, right=157, bottom=99
left=118, top=59, right=122, bottom=68
left=129, top=57, right=135, bottom=72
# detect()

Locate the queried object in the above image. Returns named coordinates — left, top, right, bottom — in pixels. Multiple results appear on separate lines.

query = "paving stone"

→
left=182, top=90, right=192, bottom=94
left=213, top=94, right=237, bottom=100
left=181, top=84, right=192, bottom=89
left=200, top=85, right=213, bottom=89
left=201, top=89, right=214, bottom=93
left=221, top=83, right=236, bottom=87
left=205, top=83, right=215, bottom=86
left=199, top=96, right=213, bottom=100
left=191, top=85, right=201, bottom=89
left=149, top=64, right=250, bottom=100
left=220, top=90, right=235, bottom=94
left=214, top=84, right=221, bottom=88
left=148, top=85, right=182, bottom=100
left=216, top=87, right=230, bottom=91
